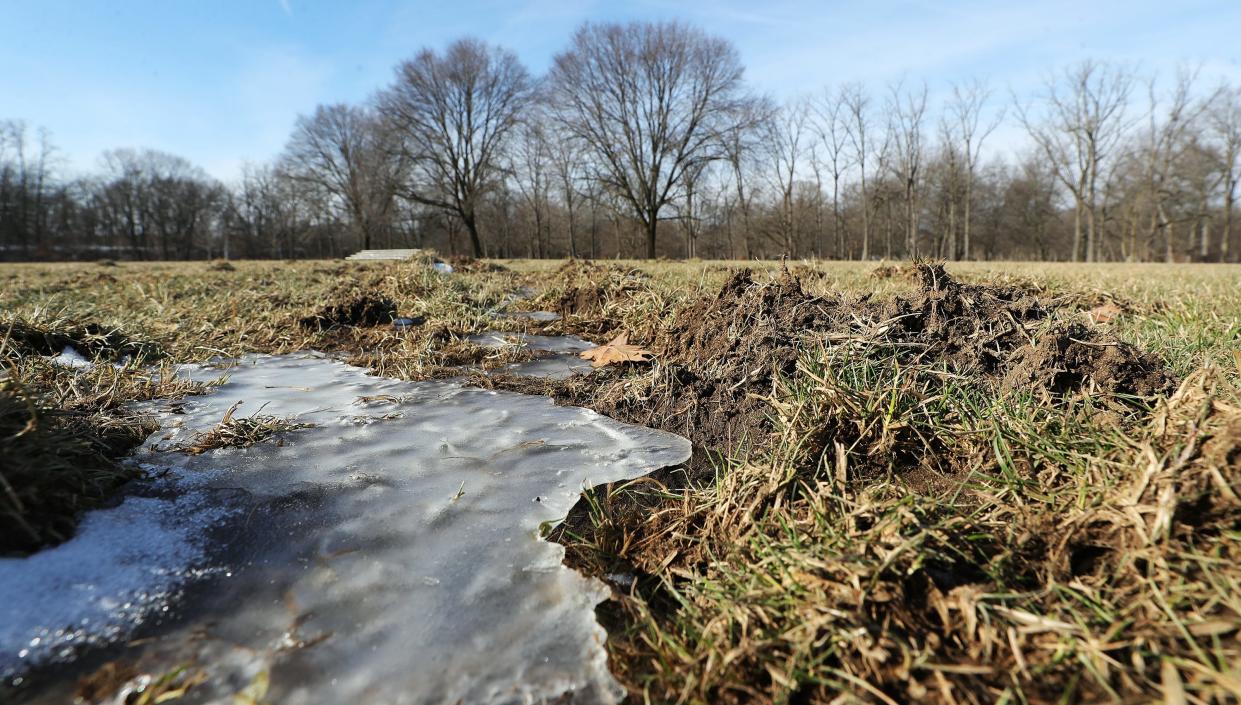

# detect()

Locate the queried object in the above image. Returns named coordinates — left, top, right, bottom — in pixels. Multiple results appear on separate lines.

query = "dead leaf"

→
left=579, top=333, right=653, bottom=368
left=1086, top=302, right=1124, bottom=325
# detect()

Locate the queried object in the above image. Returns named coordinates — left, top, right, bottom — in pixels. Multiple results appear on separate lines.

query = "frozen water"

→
left=5, top=354, right=689, bottom=705
left=468, top=331, right=596, bottom=355
left=491, top=312, right=560, bottom=322
left=0, top=493, right=234, bottom=680
left=501, top=355, right=596, bottom=380
left=467, top=332, right=597, bottom=379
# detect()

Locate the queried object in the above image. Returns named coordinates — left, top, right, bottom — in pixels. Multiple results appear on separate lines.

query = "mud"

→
left=298, top=293, right=397, bottom=330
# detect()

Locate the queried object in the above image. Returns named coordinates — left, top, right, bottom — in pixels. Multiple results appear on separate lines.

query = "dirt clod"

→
left=299, top=294, right=397, bottom=330
left=1003, top=324, right=1175, bottom=398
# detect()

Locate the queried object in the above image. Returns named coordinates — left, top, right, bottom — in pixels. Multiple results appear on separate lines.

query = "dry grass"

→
left=1, top=255, right=1239, bottom=703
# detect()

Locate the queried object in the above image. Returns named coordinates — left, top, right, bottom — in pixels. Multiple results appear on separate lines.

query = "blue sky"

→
left=3, top=0, right=1239, bottom=181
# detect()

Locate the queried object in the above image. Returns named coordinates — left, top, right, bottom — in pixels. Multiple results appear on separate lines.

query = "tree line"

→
left=4, top=21, right=1240, bottom=262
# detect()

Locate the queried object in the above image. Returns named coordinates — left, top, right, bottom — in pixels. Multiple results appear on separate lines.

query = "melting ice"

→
left=469, top=332, right=598, bottom=380
left=1, top=354, right=690, bottom=705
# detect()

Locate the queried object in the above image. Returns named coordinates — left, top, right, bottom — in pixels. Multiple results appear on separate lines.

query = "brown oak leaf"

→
left=579, top=333, right=653, bottom=368
left=1086, top=302, right=1124, bottom=325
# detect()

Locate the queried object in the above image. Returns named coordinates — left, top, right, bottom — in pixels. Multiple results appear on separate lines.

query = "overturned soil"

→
left=494, top=263, right=1174, bottom=460
left=552, top=260, right=650, bottom=317
left=299, top=294, right=397, bottom=330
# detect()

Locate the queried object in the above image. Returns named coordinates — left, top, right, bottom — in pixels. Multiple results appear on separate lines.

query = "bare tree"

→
left=511, top=122, right=553, bottom=258
left=280, top=104, right=401, bottom=251
left=549, top=130, right=585, bottom=258
left=841, top=83, right=874, bottom=259
left=546, top=21, right=757, bottom=258
left=90, top=148, right=222, bottom=260
left=721, top=109, right=766, bottom=259
left=1209, top=86, right=1241, bottom=261
left=1142, top=67, right=1218, bottom=262
left=1018, top=60, right=1136, bottom=262
left=888, top=80, right=928, bottom=257
left=945, top=79, right=1002, bottom=260
left=763, top=97, right=811, bottom=255
left=0, top=121, right=56, bottom=258
left=811, top=86, right=855, bottom=259
left=378, top=37, right=533, bottom=257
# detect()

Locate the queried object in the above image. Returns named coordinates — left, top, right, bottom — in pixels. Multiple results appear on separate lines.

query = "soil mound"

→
left=883, top=262, right=1051, bottom=374
left=638, top=270, right=843, bottom=448
left=299, top=294, right=397, bottom=330
left=1002, top=324, right=1175, bottom=397
left=533, top=264, right=1174, bottom=458
left=554, top=261, right=650, bottom=316
left=870, top=261, right=918, bottom=280
left=1, top=319, right=162, bottom=362
left=445, top=255, right=509, bottom=273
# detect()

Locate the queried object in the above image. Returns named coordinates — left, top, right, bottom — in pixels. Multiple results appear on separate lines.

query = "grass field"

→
left=2, top=255, right=1240, bottom=704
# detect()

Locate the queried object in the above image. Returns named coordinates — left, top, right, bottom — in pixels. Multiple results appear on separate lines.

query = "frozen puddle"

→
left=2, top=354, right=690, bottom=704
left=467, top=332, right=595, bottom=355
left=494, top=310, right=561, bottom=322
left=469, top=332, right=597, bottom=380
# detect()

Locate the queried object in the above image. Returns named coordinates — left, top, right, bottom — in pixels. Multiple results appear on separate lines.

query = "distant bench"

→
left=345, top=249, right=424, bottom=261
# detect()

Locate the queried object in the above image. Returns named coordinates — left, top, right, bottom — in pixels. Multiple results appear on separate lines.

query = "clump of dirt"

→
left=299, top=294, right=397, bottom=330
left=60, top=270, right=120, bottom=288
left=870, top=261, right=918, bottom=280
left=444, top=255, right=509, bottom=273
left=637, top=269, right=843, bottom=449
left=881, top=262, right=1051, bottom=374
left=1002, top=324, right=1175, bottom=398
left=1, top=319, right=163, bottom=362
left=208, top=259, right=235, bottom=272
left=553, top=260, right=650, bottom=316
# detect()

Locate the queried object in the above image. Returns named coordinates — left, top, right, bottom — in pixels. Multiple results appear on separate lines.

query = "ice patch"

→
left=8, top=354, right=690, bottom=704
left=0, top=492, right=233, bottom=679
left=494, top=310, right=561, bottom=322
left=501, top=355, right=596, bottom=379
left=468, top=331, right=596, bottom=354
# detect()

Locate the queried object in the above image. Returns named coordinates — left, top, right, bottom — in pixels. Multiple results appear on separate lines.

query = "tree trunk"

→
left=1072, top=202, right=1082, bottom=263
left=1224, top=185, right=1235, bottom=262
left=962, top=176, right=973, bottom=260
left=645, top=215, right=657, bottom=259
left=462, top=211, right=483, bottom=258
